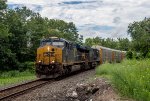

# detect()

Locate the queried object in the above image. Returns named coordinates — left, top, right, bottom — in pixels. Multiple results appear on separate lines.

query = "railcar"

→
left=92, top=45, right=125, bottom=64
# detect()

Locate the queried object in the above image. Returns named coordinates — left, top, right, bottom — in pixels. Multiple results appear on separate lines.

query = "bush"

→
left=24, top=61, right=35, bottom=73
left=146, top=52, right=150, bottom=58
left=18, top=62, right=35, bottom=73
left=126, top=51, right=133, bottom=59
left=0, top=70, right=34, bottom=78
left=96, top=59, right=150, bottom=101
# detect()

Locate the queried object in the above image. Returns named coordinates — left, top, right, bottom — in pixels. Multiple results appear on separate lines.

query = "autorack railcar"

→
left=92, top=45, right=125, bottom=64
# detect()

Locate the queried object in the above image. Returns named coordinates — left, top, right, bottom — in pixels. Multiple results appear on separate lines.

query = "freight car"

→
left=92, top=45, right=126, bottom=64
left=35, top=37, right=126, bottom=78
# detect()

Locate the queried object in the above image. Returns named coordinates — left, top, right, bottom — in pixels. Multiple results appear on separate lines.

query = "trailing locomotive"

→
left=35, top=37, right=125, bottom=78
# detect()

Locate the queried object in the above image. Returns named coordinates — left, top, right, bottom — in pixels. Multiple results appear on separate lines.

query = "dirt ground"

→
left=12, top=70, right=133, bottom=101
left=65, top=78, right=133, bottom=101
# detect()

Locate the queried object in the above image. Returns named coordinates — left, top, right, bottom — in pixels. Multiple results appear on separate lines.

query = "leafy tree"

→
left=47, top=19, right=79, bottom=42
left=3, top=7, right=35, bottom=62
left=117, top=38, right=130, bottom=51
left=85, top=38, right=93, bottom=46
left=0, top=3, right=82, bottom=71
left=0, top=0, right=7, bottom=17
left=128, top=18, right=150, bottom=57
left=126, top=51, right=133, bottom=59
left=0, top=0, right=18, bottom=70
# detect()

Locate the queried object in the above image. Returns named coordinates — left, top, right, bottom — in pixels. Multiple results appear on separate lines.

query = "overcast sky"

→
left=7, top=0, right=150, bottom=40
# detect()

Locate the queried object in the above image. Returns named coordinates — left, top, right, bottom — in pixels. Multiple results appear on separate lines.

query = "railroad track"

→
left=0, top=79, right=52, bottom=101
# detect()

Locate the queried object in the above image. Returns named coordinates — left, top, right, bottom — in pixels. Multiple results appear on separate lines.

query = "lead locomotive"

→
left=36, top=37, right=100, bottom=78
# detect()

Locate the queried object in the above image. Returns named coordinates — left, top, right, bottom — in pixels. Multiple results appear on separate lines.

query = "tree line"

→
left=0, top=1, right=82, bottom=71
left=85, top=17, right=150, bottom=59
left=85, top=37, right=130, bottom=51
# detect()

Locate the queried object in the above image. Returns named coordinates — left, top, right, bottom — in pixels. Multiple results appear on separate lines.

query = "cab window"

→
left=40, top=39, right=52, bottom=46
left=52, top=40, right=64, bottom=48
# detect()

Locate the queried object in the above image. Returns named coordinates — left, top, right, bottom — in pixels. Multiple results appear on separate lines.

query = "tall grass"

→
left=0, top=70, right=36, bottom=87
left=96, top=59, right=150, bottom=101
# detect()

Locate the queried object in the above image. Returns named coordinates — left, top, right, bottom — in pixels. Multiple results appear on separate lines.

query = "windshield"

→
left=52, top=41, right=64, bottom=48
left=40, top=39, right=64, bottom=48
left=40, top=40, right=52, bottom=46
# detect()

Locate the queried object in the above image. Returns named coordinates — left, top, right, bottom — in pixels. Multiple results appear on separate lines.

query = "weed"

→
left=96, top=59, right=150, bottom=101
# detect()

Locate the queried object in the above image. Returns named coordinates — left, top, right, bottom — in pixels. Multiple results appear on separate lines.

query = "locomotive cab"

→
left=36, top=37, right=64, bottom=78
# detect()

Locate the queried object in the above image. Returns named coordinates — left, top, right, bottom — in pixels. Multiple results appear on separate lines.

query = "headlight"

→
left=51, top=60, right=55, bottom=63
left=47, top=47, right=50, bottom=51
left=38, top=60, right=42, bottom=63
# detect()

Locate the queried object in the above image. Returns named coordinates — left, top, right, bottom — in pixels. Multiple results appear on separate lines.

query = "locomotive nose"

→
left=43, top=46, right=56, bottom=64
left=36, top=45, right=56, bottom=65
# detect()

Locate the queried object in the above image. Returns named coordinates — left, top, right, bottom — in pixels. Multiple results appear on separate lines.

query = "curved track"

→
left=0, top=79, right=53, bottom=101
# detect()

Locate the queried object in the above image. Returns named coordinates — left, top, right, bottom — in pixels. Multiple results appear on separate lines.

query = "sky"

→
left=7, top=0, right=150, bottom=40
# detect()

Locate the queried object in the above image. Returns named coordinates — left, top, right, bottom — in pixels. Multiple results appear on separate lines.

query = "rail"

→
left=0, top=79, right=52, bottom=100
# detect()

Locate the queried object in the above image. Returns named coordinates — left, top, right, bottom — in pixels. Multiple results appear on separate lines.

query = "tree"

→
left=85, top=38, right=93, bottom=46
left=3, top=7, right=35, bottom=62
left=128, top=18, right=150, bottom=57
left=84, top=37, right=130, bottom=51
left=0, top=0, right=7, bottom=17
left=0, top=4, right=81, bottom=71
left=0, top=0, right=18, bottom=70
left=117, top=38, right=130, bottom=51
left=47, top=19, right=79, bottom=42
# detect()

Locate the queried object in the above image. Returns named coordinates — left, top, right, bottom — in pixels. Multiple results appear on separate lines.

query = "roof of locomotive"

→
left=41, top=37, right=71, bottom=43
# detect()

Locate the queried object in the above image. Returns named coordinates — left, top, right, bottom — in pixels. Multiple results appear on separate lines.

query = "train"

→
left=35, top=37, right=126, bottom=78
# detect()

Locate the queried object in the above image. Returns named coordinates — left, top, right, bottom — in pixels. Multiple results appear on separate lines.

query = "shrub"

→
left=96, top=59, right=150, bottom=101
left=0, top=70, right=34, bottom=78
left=126, top=51, right=133, bottom=59
left=23, top=62, right=35, bottom=73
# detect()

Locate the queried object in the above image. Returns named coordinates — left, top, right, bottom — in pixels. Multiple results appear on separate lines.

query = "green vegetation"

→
left=128, top=18, right=150, bottom=58
left=85, top=37, right=130, bottom=51
left=85, top=18, right=150, bottom=58
left=0, top=70, right=35, bottom=87
left=0, top=0, right=82, bottom=71
left=96, top=59, right=150, bottom=101
left=0, top=61, right=35, bottom=87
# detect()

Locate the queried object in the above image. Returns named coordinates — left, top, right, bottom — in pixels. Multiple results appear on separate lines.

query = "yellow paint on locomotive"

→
left=36, top=45, right=62, bottom=65
left=81, top=53, right=85, bottom=60
left=99, top=48, right=103, bottom=64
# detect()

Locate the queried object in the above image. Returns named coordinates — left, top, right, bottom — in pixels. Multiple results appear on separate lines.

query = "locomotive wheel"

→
left=85, top=62, right=90, bottom=70
left=81, top=63, right=90, bottom=70
left=80, top=63, right=85, bottom=70
left=63, top=66, right=71, bottom=75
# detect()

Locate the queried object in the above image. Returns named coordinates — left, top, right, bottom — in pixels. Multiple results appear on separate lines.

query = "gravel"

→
left=13, top=70, right=95, bottom=101
left=12, top=69, right=133, bottom=101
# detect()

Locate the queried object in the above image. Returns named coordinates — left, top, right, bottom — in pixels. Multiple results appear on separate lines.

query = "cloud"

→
left=62, top=1, right=97, bottom=5
left=113, top=17, right=121, bottom=24
left=7, top=0, right=150, bottom=41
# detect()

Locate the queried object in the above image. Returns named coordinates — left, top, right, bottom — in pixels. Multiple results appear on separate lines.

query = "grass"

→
left=96, top=59, right=150, bottom=101
left=0, top=70, right=36, bottom=87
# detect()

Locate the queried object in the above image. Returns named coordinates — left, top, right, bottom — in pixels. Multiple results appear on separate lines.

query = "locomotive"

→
left=35, top=37, right=125, bottom=78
